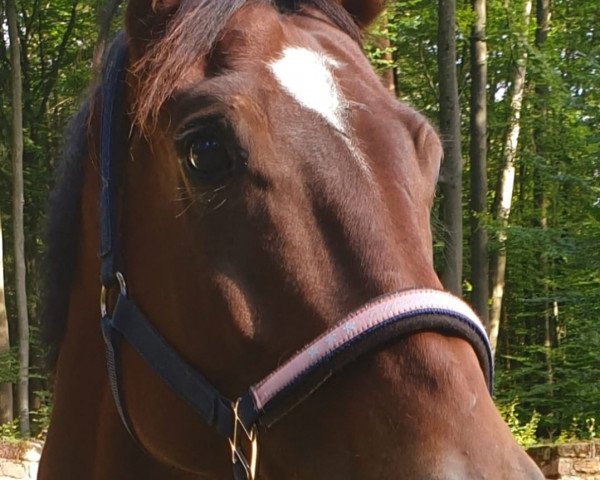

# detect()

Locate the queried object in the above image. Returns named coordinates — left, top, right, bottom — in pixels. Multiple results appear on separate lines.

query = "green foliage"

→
left=365, top=0, right=600, bottom=444
left=497, top=399, right=541, bottom=447
left=0, top=401, right=50, bottom=441
left=0, top=348, right=18, bottom=384
left=0, top=419, right=20, bottom=442
left=555, top=416, right=598, bottom=444
left=30, top=391, right=52, bottom=438
left=1, top=0, right=106, bottom=439
left=364, top=12, right=396, bottom=75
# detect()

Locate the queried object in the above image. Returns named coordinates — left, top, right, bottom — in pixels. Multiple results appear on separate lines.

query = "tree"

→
left=94, top=0, right=124, bottom=69
left=373, top=14, right=397, bottom=94
left=365, top=11, right=398, bottom=96
left=0, top=213, right=13, bottom=426
left=469, top=0, right=489, bottom=325
left=438, top=0, right=464, bottom=295
left=489, top=0, right=532, bottom=356
left=490, top=0, right=600, bottom=438
left=532, top=0, right=553, bottom=387
left=6, top=0, right=30, bottom=436
left=0, top=0, right=99, bottom=437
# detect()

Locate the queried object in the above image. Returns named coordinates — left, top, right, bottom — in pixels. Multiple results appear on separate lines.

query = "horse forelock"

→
left=130, top=0, right=360, bottom=129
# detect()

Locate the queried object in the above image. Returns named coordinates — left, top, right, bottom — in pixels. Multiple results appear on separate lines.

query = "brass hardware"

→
left=100, top=271, right=127, bottom=317
left=229, top=399, right=259, bottom=480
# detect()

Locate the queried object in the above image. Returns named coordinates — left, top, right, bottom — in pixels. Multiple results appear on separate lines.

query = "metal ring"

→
left=115, top=271, right=127, bottom=296
left=100, top=286, right=108, bottom=318
left=100, top=271, right=128, bottom=317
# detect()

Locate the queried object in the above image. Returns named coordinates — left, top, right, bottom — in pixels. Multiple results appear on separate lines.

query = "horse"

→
left=39, top=0, right=545, bottom=478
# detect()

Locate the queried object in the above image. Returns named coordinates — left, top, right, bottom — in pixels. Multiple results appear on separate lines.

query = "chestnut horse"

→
left=39, top=0, right=544, bottom=478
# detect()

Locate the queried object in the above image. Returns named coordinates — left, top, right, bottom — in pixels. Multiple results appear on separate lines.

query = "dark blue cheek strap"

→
left=99, top=33, right=128, bottom=287
left=101, top=294, right=239, bottom=439
left=101, top=294, right=261, bottom=480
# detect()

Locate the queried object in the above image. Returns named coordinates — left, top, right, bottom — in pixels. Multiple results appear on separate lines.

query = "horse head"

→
left=40, top=1, right=544, bottom=479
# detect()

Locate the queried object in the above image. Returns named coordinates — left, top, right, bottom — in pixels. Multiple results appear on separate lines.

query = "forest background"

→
left=0, top=0, right=598, bottom=445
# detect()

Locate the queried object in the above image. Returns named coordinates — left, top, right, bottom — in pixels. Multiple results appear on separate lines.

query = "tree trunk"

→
left=93, top=0, right=124, bottom=70
left=534, top=0, right=553, bottom=386
left=489, top=0, right=532, bottom=357
left=0, top=214, right=14, bottom=426
left=375, top=15, right=397, bottom=95
left=7, top=0, right=30, bottom=437
left=438, top=0, right=464, bottom=296
left=469, top=0, right=489, bottom=325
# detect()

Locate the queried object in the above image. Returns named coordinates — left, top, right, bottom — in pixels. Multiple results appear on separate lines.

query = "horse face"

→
left=116, top=1, right=543, bottom=478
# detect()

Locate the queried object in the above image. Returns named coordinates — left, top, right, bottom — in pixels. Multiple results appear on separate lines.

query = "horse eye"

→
left=186, top=132, right=233, bottom=180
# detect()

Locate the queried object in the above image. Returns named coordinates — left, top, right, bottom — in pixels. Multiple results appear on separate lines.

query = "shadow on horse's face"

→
left=41, top=1, right=543, bottom=479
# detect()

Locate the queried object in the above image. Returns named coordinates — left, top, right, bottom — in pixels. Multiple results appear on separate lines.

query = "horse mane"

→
left=41, top=100, right=92, bottom=367
left=41, top=0, right=361, bottom=368
left=132, top=0, right=361, bottom=127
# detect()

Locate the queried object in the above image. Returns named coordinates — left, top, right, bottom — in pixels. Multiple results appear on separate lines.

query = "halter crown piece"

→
left=98, top=36, right=493, bottom=480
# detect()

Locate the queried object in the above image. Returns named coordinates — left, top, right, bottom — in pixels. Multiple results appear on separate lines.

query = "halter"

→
left=98, top=36, right=493, bottom=480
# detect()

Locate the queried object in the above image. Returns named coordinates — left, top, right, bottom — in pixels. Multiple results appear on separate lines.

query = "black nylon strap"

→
left=233, top=461, right=250, bottom=480
left=99, top=34, right=128, bottom=287
left=101, top=315, right=137, bottom=440
left=104, top=294, right=238, bottom=438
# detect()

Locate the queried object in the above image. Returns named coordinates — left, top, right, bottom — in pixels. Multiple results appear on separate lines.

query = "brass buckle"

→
left=100, top=271, right=127, bottom=317
left=229, top=399, right=259, bottom=480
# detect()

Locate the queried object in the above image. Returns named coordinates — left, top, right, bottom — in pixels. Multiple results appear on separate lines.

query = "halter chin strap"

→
left=97, top=36, right=493, bottom=480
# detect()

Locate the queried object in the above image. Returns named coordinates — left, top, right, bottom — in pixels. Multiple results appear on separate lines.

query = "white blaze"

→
left=269, top=47, right=346, bottom=132
left=268, top=46, right=373, bottom=178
